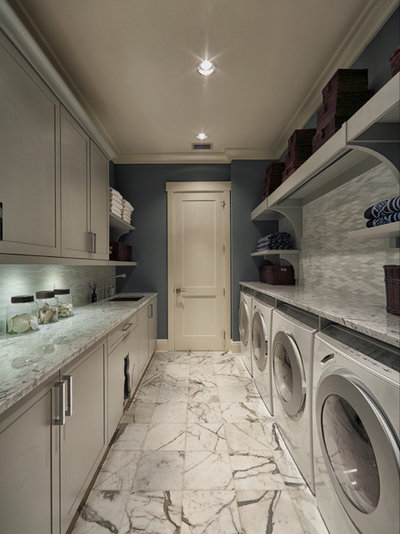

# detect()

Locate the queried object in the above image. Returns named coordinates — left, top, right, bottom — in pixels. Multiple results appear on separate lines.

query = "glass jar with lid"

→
left=36, top=291, right=59, bottom=324
left=54, top=289, right=73, bottom=318
left=7, top=295, right=39, bottom=334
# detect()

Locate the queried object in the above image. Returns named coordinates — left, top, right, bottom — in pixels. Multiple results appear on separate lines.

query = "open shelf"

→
left=256, top=73, right=400, bottom=209
left=251, top=249, right=300, bottom=256
left=348, top=221, right=400, bottom=240
left=110, top=212, right=135, bottom=241
left=0, top=254, right=138, bottom=266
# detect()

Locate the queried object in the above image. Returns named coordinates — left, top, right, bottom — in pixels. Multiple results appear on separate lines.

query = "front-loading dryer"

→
left=271, top=304, right=319, bottom=493
left=313, top=325, right=399, bottom=534
left=251, top=294, right=275, bottom=415
left=239, top=289, right=253, bottom=376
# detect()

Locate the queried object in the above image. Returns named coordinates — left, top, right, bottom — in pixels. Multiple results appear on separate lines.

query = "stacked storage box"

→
left=390, top=46, right=400, bottom=77
left=282, top=129, right=316, bottom=181
left=312, top=69, right=374, bottom=152
left=262, top=162, right=285, bottom=199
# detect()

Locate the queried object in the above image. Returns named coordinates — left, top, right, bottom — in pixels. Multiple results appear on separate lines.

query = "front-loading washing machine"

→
left=251, top=294, right=275, bottom=415
left=239, top=289, right=253, bottom=376
left=271, top=304, right=319, bottom=493
left=313, top=325, right=399, bottom=534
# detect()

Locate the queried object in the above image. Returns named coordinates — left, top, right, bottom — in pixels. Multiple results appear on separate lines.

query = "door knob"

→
left=176, top=288, right=186, bottom=294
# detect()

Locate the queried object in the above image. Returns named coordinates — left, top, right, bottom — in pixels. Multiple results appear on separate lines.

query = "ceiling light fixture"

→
left=197, top=59, right=215, bottom=76
left=196, top=132, right=208, bottom=141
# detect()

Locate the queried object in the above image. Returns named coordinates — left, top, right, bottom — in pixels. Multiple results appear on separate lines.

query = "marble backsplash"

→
left=300, top=164, right=399, bottom=304
left=0, top=265, right=116, bottom=333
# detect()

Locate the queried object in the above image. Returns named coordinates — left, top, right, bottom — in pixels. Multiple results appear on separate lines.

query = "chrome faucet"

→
left=104, top=273, right=127, bottom=298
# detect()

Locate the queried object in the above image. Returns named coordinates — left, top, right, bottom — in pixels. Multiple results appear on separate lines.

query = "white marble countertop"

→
left=0, top=293, right=157, bottom=418
left=240, top=282, right=400, bottom=348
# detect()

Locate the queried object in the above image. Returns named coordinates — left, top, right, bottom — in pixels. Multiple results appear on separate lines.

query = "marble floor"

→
left=72, top=351, right=329, bottom=534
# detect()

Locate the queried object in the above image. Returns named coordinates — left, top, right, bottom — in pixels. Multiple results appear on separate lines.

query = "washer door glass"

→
left=252, top=310, right=268, bottom=371
left=317, top=373, right=400, bottom=534
left=239, top=300, right=249, bottom=347
left=322, top=394, right=379, bottom=513
left=273, top=331, right=306, bottom=417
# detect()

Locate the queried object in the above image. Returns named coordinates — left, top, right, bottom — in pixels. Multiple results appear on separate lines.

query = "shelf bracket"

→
left=346, top=143, right=400, bottom=179
left=279, top=253, right=300, bottom=282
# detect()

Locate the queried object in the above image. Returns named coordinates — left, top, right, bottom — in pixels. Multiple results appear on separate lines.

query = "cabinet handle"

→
left=63, top=374, right=73, bottom=416
left=148, top=304, right=153, bottom=318
left=88, top=232, right=93, bottom=253
left=93, top=232, right=97, bottom=254
left=54, top=381, right=66, bottom=426
left=122, top=322, right=133, bottom=331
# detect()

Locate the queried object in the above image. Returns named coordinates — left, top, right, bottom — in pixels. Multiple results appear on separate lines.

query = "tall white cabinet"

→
left=0, top=32, right=60, bottom=257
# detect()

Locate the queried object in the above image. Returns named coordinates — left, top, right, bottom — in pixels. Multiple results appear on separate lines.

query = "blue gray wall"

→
left=114, top=164, right=230, bottom=339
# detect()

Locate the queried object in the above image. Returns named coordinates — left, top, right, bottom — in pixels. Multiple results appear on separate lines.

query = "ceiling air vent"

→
left=192, top=143, right=213, bottom=151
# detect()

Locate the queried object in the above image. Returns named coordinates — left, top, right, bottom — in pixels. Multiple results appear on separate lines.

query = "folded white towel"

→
left=110, top=199, right=123, bottom=208
left=122, top=199, right=134, bottom=211
left=110, top=207, right=123, bottom=217
left=122, top=214, right=132, bottom=223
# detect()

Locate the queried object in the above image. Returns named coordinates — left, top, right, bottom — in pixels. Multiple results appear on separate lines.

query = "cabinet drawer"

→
left=108, top=312, right=138, bottom=354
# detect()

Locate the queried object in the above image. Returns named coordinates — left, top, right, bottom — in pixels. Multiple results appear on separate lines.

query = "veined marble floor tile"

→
left=142, top=423, right=186, bottom=451
left=230, top=451, right=286, bottom=490
left=112, top=423, right=149, bottom=450
left=287, top=487, right=329, bottom=534
left=151, top=402, right=188, bottom=423
left=119, top=490, right=182, bottom=534
left=189, top=373, right=217, bottom=389
left=94, top=450, right=141, bottom=491
left=187, top=401, right=223, bottom=424
left=165, top=362, right=191, bottom=378
left=186, top=423, right=227, bottom=452
left=218, top=386, right=258, bottom=403
left=188, top=385, right=220, bottom=404
left=158, top=377, right=189, bottom=403
left=224, top=422, right=275, bottom=452
left=221, top=402, right=262, bottom=423
left=184, top=451, right=234, bottom=490
left=72, top=489, right=129, bottom=534
left=132, top=451, right=185, bottom=491
left=214, top=361, right=247, bottom=376
left=216, top=374, right=254, bottom=390
left=189, top=363, right=215, bottom=374
left=236, top=489, right=307, bottom=534
left=181, top=490, right=242, bottom=534
left=125, top=400, right=155, bottom=423
left=135, top=374, right=163, bottom=403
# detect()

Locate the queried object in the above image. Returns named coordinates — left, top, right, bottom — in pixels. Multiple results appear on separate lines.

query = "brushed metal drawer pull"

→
left=54, top=381, right=66, bottom=426
left=122, top=322, right=133, bottom=331
left=63, top=374, right=73, bottom=416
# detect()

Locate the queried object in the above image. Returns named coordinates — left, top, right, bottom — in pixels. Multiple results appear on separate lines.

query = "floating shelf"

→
left=251, top=249, right=300, bottom=256
left=348, top=221, right=400, bottom=240
left=259, top=74, right=400, bottom=208
left=0, top=254, right=138, bottom=266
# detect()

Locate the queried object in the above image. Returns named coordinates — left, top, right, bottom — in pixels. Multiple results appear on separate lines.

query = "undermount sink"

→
left=109, top=296, right=144, bottom=301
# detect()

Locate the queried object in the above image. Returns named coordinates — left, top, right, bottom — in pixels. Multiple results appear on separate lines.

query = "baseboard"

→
left=156, top=339, right=169, bottom=352
left=230, top=340, right=241, bottom=353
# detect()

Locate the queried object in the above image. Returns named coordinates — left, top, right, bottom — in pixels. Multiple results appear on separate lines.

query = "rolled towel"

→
left=257, top=232, right=292, bottom=250
left=364, top=196, right=400, bottom=219
left=366, top=212, right=400, bottom=227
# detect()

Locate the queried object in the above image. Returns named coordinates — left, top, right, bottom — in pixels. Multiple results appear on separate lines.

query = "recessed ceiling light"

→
left=197, top=59, right=215, bottom=76
left=196, top=132, right=208, bottom=141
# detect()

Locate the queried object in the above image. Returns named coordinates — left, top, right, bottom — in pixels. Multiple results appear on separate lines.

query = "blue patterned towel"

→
left=364, top=196, right=400, bottom=219
left=257, top=232, right=292, bottom=250
left=366, top=212, right=400, bottom=227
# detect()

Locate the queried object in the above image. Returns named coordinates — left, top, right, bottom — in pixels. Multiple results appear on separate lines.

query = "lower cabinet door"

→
left=148, top=297, right=157, bottom=356
left=138, top=307, right=149, bottom=373
left=0, top=380, right=59, bottom=534
left=60, top=341, right=106, bottom=533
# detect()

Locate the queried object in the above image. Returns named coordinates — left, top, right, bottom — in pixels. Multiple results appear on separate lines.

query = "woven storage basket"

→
left=260, top=265, right=294, bottom=285
left=383, top=265, right=400, bottom=315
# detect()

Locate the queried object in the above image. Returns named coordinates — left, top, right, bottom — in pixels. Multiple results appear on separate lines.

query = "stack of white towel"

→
left=121, top=199, right=134, bottom=224
left=109, top=187, right=134, bottom=224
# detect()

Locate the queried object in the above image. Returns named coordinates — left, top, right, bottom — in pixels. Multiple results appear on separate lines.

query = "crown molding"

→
left=273, top=0, right=399, bottom=158
left=113, top=147, right=274, bottom=165
left=0, top=0, right=117, bottom=159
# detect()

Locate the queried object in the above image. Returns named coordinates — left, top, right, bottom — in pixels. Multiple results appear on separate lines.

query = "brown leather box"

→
left=322, top=69, right=369, bottom=99
left=110, top=241, right=132, bottom=261
left=260, top=264, right=295, bottom=285
left=262, top=162, right=285, bottom=199
left=390, top=46, right=400, bottom=77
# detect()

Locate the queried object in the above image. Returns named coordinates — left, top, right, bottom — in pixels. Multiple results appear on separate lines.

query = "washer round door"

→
left=252, top=310, right=268, bottom=371
left=316, top=373, right=400, bottom=534
left=239, top=299, right=250, bottom=348
left=272, top=331, right=306, bottom=417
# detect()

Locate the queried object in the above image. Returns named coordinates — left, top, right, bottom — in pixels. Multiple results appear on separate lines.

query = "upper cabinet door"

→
left=90, top=141, right=109, bottom=260
left=0, top=34, right=60, bottom=257
left=60, top=107, right=90, bottom=258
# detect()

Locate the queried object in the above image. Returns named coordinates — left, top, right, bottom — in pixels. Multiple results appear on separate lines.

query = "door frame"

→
left=166, top=181, right=231, bottom=351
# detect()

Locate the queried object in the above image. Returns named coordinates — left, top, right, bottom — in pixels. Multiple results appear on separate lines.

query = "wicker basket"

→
left=260, top=264, right=295, bottom=285
left=383, top=265, right=400, bottom=315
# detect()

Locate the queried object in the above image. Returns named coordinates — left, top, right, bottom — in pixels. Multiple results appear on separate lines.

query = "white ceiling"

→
left=10, top=0, right=397, bottom=162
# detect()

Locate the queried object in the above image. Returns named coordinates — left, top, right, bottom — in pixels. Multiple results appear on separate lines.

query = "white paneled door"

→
left=168, top=183, right=230, bottom=350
